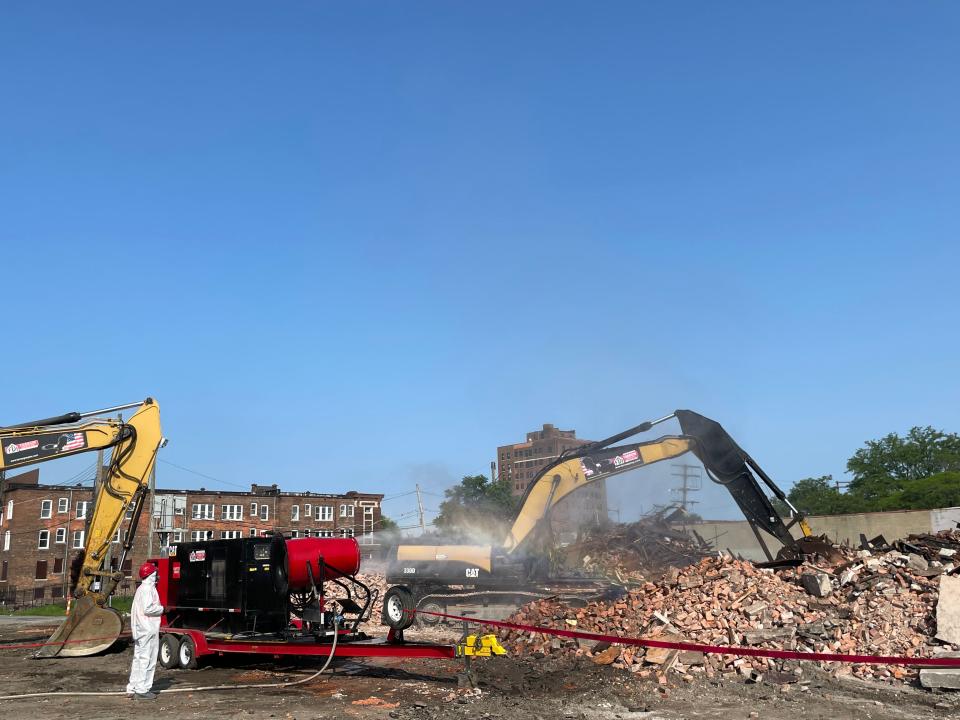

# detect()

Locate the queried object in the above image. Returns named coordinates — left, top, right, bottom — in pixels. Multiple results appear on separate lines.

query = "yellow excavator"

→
left=0, top=398, right=164, bottom=657
left=382, top=410, right=827, bottom=629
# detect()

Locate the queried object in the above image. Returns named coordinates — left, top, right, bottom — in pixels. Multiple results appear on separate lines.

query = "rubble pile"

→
left=502, top=548, right=958, bottom=685
left=568, top=517, right=715, bottom=583
left=865, top=528, right=960, bottom=569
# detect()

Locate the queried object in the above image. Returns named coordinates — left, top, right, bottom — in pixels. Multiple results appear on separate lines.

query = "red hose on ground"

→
left=415, top=609, right=960, bottom=668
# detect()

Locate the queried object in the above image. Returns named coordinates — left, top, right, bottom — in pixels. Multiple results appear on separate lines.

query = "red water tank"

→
left=285, top=537, right=361, bottom=591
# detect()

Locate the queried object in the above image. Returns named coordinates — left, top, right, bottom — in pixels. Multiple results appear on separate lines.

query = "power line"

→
left=382, top=490, right=417, bottom=501
left=157, top=459, right=249, bottom=490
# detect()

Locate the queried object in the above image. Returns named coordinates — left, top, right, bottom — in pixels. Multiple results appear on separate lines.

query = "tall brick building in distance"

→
left=0, top=469, right=383, bottom=605
left=496, top=423, right=607, bottom=542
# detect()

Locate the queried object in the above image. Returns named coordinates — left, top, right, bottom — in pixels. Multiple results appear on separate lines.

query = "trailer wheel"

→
left=382, top=586, right=415, bottom=630
left=158, top=634, right=179, bottom=669
left=177, top=635, right=199, bottom=670
left=417, top=601, right=443, bottom=626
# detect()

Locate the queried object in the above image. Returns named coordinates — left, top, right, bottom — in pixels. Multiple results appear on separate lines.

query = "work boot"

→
left=135, top=692, right=158, bottom=700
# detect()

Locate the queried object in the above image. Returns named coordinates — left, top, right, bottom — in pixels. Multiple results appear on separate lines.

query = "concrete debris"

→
left=502, top=544, right=959, bottom=685
left=920, top=652, right=960, bottom=690
left=800, top=572, right=832, bottom=598
left=935, top=575, right=960, bottom=645
left=919, top=668, right=960, bottom=690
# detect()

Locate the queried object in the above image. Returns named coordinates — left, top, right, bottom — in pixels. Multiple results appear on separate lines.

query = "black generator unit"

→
left=169, top=534, right=290, bottom=634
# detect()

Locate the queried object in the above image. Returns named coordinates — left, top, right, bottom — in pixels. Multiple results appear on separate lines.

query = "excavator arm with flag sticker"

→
left=1, top=398, right=164, bottom=657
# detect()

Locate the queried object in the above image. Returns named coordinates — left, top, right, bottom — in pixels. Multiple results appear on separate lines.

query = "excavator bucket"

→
left=775, top=534, right=847, bottom=565
left=35, top=595, right=123, bottom=658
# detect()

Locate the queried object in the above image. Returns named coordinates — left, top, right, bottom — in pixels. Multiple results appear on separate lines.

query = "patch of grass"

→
left=110, top=596, right=133, bottom=613
left=3, top=595, right=134, bottom=616
left=5, top=603, right=67, bottom=616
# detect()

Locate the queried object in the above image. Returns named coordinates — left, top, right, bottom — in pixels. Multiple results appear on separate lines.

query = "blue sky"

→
left=2, top=3, right=958, bottom=527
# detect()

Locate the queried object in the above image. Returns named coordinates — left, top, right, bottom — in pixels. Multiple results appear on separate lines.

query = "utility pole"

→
left=96, top=447, right=109, bottom=595
left=63, top=484, right=74, bottom=601
left=670, top=463, right=702, bottom=513
left=147, top=466, right=156, bottom=557
left=490, top=461, right=497, bottom=483
left=415, top=484, right=426, bottom=534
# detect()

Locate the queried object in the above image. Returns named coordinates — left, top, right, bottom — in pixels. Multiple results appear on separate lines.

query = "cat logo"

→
left=465, top=568, right=480, bottom=578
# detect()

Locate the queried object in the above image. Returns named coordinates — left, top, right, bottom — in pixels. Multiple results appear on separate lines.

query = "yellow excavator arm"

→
left=503, top=437, right=693, bottom=552
left=1, top=398, right=164, bottom=657
left=503, top=410, right=812, bottom=560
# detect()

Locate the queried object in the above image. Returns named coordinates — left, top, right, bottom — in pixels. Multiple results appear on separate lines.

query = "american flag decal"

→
left=60, top=432, right=86, bottom=452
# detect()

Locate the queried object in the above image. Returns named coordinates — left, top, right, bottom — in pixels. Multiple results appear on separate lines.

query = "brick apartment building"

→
left=496, top=423, right=607, bottom=542
left=0, top=468, right=383, bottom=604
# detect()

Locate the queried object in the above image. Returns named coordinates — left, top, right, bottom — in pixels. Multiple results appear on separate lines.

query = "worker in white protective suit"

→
left=126, top=561, right=165, bottom=700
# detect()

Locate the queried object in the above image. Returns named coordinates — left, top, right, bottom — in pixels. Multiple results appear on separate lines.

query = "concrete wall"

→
left=691, top=506, right=960, bottom=561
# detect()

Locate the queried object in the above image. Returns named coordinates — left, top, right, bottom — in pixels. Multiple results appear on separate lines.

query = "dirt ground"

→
left=0, top=617, right=956, bottom=720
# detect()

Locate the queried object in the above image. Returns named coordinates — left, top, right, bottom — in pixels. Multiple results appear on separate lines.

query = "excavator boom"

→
left=503, top=409, right=811, bottom=559
left=1, top=398, right=164, bottom=657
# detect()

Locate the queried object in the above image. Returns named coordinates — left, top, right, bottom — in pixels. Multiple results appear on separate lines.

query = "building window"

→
left=339, top=504, right=354, bottom=518
left=290, top=530, right=299, bottom=538
left=317, top=529, right=334, bottom=538
left=51, top=586, right=63, bottom=599
left=303, top=503, right=312, bottom=518
left=1, top=561, right=7, bottom=581
left=318, top=505, right=333, bottom=522
left=260, top=504, right=269, bottom=521
left=73, top=530, right=85, bottom=548
left=173, top=531, right=183, bottom=543
left=6, top=499, right=12, bottom=521
left=40, top=500, right=52, bottom=519
left=76, top=501, right=90, bottom=519
left=35, top=560, right=48, bottom=580
left=190, top=530, right=213, bottom=542
left=175, top=503, right=184, bottom=515
left=2, top=531, right=9, bottom=551
left=221, top=530, right=242, bottom=539
left=55, top=528, right=66, bottom=544
left=249, top=528, right=258, bottom=537
left=221, top=504, right=243, bottom=521
left=338, top=528, right=354, bottom=538
left=112, top=528, right=122, bottom=543
left=57, top=497, right=69, bottom=514
left=191, top=504, right=214, bottom=520
left=38, top=530, right=50, bottom=549
left=291, top=505, right=300, bottom=521
left=53, top=557, right=64, bottom=574
left=250, top=502, right=258, bottom=517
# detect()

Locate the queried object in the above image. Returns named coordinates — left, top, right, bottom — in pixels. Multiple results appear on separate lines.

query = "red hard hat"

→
left=138, top=562, right=157, bottom=580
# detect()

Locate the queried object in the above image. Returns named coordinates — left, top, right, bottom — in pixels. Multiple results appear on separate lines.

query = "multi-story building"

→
left=496, top=423, right=607, bottom=542
left=0, top=469, right=383, bottom=605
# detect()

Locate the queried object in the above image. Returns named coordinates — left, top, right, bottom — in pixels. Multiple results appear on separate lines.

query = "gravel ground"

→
left=0, top=617, right=956, bottom=720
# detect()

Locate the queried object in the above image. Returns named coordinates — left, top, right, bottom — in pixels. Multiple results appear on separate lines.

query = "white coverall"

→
left=126, top=571, right=164, bottom=695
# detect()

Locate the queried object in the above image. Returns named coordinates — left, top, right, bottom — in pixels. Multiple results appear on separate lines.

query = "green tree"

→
left=377, top=515, right=399, bottom=532
left=434, top=474, right=518, bottom=539
left=847, top=426, right=960, bottom=502
left=875, top=471, right=960, bottom=511
left=785, top=475, right=842, bottom=515
left=771, top=475, right=869, bottom=517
